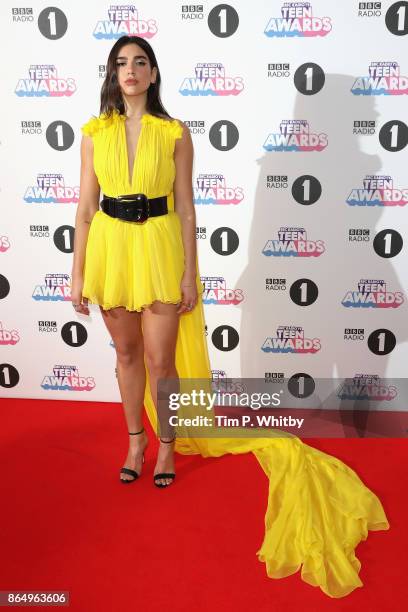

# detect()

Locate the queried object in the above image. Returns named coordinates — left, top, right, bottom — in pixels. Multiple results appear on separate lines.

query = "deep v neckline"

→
left=122, top=114, right=148, bottom=186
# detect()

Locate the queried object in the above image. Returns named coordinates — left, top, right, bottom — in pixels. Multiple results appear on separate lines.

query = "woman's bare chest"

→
left=124, top=120, right=143, bottom=183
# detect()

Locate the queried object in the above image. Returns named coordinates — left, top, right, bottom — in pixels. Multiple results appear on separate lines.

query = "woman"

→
left=71, top=35, right=202, bottom=487
left=71, top=35, right=389, bottom=596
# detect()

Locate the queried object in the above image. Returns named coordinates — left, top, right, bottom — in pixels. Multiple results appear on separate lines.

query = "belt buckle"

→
left=117, top=193, right=149, bottom=223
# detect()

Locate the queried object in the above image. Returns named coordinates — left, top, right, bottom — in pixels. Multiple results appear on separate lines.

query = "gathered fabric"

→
left=81, top=108, right=389, bottom=598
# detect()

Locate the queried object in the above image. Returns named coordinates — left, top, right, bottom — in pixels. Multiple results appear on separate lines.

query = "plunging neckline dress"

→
left=80, top=108, right=389, bottom=599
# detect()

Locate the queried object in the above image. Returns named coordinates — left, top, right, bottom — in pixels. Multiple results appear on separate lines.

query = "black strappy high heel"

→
left=153, top=437, right=176, bottom=488
left=120, top=427, right=147, bottom=483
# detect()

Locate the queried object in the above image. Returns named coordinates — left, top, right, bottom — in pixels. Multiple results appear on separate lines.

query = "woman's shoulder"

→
left=80, top=109, right=125, bottom=137
left=145, top=114, right=185, bottom=140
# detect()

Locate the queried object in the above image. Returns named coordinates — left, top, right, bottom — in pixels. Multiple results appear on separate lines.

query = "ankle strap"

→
left=129, top=427, right=144, bottom=435
left=159, top=436, right=176, bottom=443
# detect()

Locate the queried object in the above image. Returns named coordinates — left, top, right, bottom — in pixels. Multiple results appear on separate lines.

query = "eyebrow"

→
left=116, top=55, right=147, bottom=60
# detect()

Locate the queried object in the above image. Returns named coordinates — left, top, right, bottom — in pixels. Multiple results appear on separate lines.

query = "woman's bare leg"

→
left=142, top=301, right=180, bottom=485
left=100, top=306, right=148, bottom=481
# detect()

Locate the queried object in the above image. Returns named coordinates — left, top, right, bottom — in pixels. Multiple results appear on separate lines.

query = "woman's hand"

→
left=177, top=275, right=198, bottom=314
left=70, top=274, right=90, bottom=316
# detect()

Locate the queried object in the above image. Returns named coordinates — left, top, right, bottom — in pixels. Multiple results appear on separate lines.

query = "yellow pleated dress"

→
left=81, top=108, right=389, bottom=599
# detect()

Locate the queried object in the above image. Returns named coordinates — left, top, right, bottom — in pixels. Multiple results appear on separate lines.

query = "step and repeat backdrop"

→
left=1, top=1, right=407, bottom=403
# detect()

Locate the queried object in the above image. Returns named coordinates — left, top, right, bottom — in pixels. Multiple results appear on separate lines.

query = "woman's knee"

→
left=116, top=342, right=144, bottom=367
left=144, top=351, right=175, bottom=376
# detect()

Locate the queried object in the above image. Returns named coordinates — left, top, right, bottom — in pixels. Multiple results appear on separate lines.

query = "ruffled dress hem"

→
left=82, top=295, right=186, bottom=313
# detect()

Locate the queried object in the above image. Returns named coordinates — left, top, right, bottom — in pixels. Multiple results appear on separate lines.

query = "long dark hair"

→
left=100, top=36, right=172, bottom=120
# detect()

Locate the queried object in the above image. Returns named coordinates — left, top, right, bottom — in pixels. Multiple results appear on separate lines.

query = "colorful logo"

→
left=180, top=63, right=244, bottom=96
left=0, top=321, right=20, bottom=345
left=15, top=65, right=76, bottom=97
left=201, top=277, right=244, bottom=305
left=194, top=174, right=244, bottom=205
left=262, top=325, right=321, bottom=353
left=262, top=227, right=325, bottom=257
left=264, top=120, right=327, bottom=152
left=342, top=279, right=404, bottom=308
left=24, top=174, right=80, bottom=204
left=41, top=365, right=95, bottom=391
left=351, top=62, right=408, bottom=95
left=347, top=175, right=408, bottom=207
left=337, top=374, right=397, bottom=401
left=264, top=2, right=332, bottom=38
left=32, top=274, right=71, bottom=302
left=0, top=236, right=11, bottom=252
left=93, top=6, right=157, bottom=39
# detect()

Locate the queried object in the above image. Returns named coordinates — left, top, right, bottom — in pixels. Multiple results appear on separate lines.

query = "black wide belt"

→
left=101, top=193, right=168, bottom=223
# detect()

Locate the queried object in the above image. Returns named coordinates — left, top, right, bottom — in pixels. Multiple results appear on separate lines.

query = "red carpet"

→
left=0, top=397, right=405, bottom=611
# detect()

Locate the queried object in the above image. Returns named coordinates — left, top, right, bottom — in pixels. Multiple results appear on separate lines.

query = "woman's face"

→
left=115, top=43, right=157, bottom=98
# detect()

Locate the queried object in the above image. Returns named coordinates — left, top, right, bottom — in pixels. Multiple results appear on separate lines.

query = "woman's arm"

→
left=71, top=134, right=100, bottom=314
left=173, top=121, right=197, bottom=279
left=173, top=121, right=199, bottom=313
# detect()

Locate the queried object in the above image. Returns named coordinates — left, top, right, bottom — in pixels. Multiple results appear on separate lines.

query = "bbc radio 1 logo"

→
left=267, top=278, right=319, bottom=306
left=268, top=174, right=324, bottom=207
left=211, top=369, right=227, bottom=380
left=11, top=7, right=33, bottom=22
left=349, top=228, right=370, bottom=242
left=32, top=274, right=71, bottom=302
left=347, top=175, right=408, bottom=206
left=30, top=225, right=75, bottom=254
left=378, top=120, right=408, bottom=151
left=262, top=227, right=325, bottom=257
left=266, top=175, right=289, bottom=190
left=267, top=63, right=290, bottom=78
left=263, top=120, right=328, bottom=152
left=356, top=119, right=408, bottom=153
left=201, top=276, right=244, bottom=305
left=182, top=4, right=239, bottom=38
left=37, top=320, right=88, bottom=347
left=194, top=173, right=243, bottom=205
left=351, top=62, right=408, bottom=95
left=0, top=364, right=20, bottom=388
left=0, top=236, right=11, bottom=253
left=385, top=1, right=408, bottom=35
left=24, top=174, right=79, bottom=204
left=353, top=120, right=376, bottom=135
left=15, top=65, right=76, bottom=97
left=265, top=372, right=286, bottom=384
left=342, top=279, right=404, bottom=308
left=185, top=119, right=205, bottom=135
left=349, top=228, right=404, bottom=258
left=21, top=120, right=42, bottom=135
left=265, top=278, right=287, bottom=291
left=181, top=5, right=204, bottom=21
left=196, top=226, right=206, bottom=239
left=98, top=64, right=107, bottom=79
left=11, top=7, right=69, bottom=39
left=41, top=365, right=95, bottom=391
left=0, top=321, right=20, bottom=345
left=337, top=374, right=397, bottom=401
left=357, top=2, right=382, bottom=18
left=264, top=2, right=332, bottom=37
left=267, top=60, right=327, bottom=92
left=262, top=325, right=321, bottom=354
left=93, top=5, right=157, bottom=39
left=179, top=63, right=244, bottom=96
left=344, top=328, right=365, bottom=341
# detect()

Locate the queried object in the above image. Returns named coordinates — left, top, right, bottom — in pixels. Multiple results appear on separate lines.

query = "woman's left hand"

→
left=177, top=276, right=198, bottom=314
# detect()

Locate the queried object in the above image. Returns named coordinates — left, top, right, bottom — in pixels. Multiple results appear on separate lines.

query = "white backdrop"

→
left=1, top=1, right=407, bottom=402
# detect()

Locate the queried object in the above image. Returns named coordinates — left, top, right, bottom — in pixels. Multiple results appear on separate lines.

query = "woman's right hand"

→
left=70, top=274, right=89, bottom=316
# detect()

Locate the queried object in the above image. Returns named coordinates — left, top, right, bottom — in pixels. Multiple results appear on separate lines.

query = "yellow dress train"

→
left=142, top=293, right=389, bottom=599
